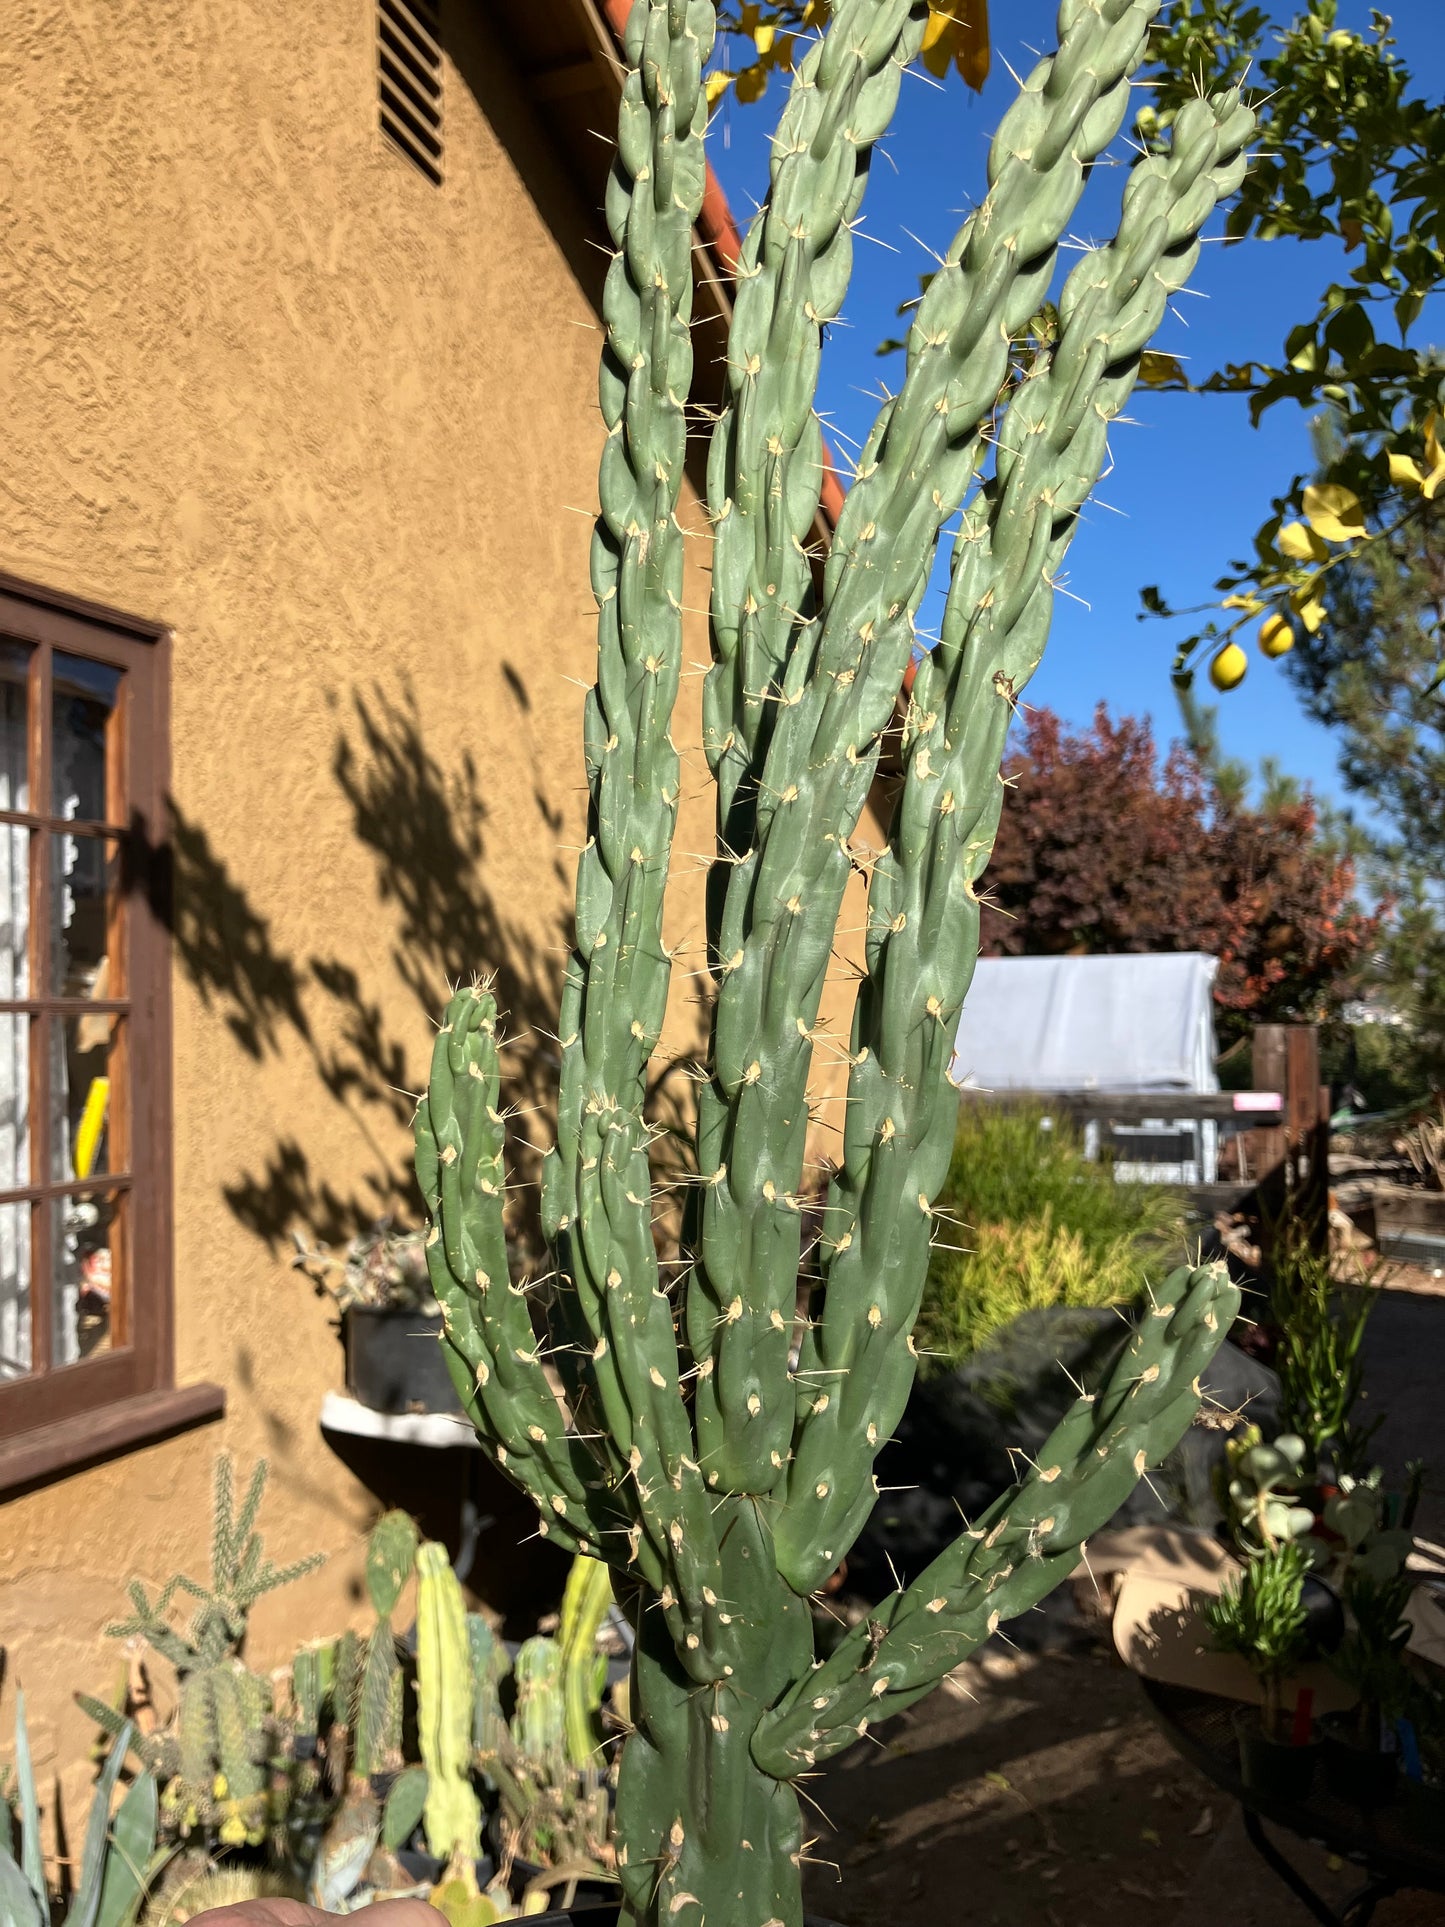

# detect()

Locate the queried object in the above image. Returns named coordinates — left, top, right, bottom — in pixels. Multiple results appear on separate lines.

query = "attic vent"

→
left=378, top=0, right=443, bottom=184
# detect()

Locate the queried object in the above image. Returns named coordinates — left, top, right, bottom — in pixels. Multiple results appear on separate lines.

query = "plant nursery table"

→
left=1141, top=1677, right=1445, bottom=1927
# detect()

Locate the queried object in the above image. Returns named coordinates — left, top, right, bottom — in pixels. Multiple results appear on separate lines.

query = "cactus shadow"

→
left=151, top=679, right=568, bottom=1256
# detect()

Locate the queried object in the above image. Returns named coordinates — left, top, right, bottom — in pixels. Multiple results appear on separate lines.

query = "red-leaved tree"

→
left=980, top=706, right=1380, bottom=1047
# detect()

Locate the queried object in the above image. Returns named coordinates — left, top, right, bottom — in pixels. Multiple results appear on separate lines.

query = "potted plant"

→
left=1203, top=1539, right=1318, bottom=1799
left=294, top=1219, right=461, bottom=1416
left=407, top=3, right=1256, bottom=1922
left=1216, top=1426, right=1345, bottom=1656
left=1318, top=1466, right=1421, bottom=1807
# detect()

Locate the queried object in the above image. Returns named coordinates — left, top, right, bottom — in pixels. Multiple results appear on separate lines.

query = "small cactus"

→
left=414, top=3, right=1253, bottom=1921
left=415, top=1543, right=483, bottom=1862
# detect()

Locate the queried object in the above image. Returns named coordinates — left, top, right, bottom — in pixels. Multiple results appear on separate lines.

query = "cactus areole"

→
left=415, top=4, right=1252, bottom=1922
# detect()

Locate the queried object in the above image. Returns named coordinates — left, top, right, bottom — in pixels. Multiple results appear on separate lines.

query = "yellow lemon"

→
left=1208, top=642, right=1247, bottom=691
left=1259, top=613, right=1294, bottom=658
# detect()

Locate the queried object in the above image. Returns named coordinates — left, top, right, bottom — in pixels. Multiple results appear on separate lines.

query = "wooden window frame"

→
left=0, top=575, right=222, bottom=1491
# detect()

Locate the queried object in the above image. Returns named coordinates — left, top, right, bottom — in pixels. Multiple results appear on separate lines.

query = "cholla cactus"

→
left=81, top=1455, right=322, bottom=1851
left=415, top=3, right=1252, bottom=1921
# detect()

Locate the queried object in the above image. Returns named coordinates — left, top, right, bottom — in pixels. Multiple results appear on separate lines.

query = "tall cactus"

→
left=415, top=4, right=1253, bottom=1922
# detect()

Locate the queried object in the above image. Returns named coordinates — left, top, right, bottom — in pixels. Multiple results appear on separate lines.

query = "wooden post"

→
left=1251, top=1025, right=1289, bottom=1175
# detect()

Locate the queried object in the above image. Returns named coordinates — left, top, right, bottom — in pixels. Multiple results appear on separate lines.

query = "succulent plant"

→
left=414, top=3, right=1251, bottom=1921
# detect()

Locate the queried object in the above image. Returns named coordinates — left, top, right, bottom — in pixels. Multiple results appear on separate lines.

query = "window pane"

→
left=53, top=652, right=122, bottom=823
left=52, top=1011, right=123, bottom=1183
left=0, top=642, right=30, bottom=814
left=0, top=1199, right=32, bottom=1381
left=51, top=831, right=121, bottom=999
left=0, top=823, right=29, bottom=1001
left=53, top=1188, right=124, bottom=1366
left=0, top=1011, right=31, bottom=1189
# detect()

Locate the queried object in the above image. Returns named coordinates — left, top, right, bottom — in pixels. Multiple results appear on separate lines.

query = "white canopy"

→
left=950, top=952, right=1220, bottom=1096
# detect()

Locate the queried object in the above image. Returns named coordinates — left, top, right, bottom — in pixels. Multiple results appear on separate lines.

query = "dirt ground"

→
left=801, top=1637, right=1445, bottom=1927
left=802, top=1642, right=1220, bottom=1927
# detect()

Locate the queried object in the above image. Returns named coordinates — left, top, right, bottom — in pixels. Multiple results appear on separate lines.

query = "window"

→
left=0, top=577, right=220, bottom=1487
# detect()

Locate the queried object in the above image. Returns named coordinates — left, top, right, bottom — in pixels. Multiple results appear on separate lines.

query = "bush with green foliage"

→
left=915, top=1105, right=1185, bottom=1366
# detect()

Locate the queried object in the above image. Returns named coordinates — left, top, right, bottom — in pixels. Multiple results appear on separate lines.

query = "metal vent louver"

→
left=379, top=0, right=442, bottom=184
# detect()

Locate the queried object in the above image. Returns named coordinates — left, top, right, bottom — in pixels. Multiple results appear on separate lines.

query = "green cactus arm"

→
left=290, top=1645, right=324, bottom=1741
left=365, top=1511, right=420, bottom=1619
left=775, top=84, right=1256, bottom=1590
left=753, top=1262, right=1238, bottom=1774
left=415, top=1543, right=483, bottom=1862
left=702, top=0, right=929, bottom=821
left=531, top=0, right=730, bottom=1674
left=559, top=1555, right=613, bottom=1770
left=688, top=0, right=934, bottom=1500
left=355, top=1624, right=398, bottom=1781
left=512, top=1638, right=568, bottom=1776
left=543, top=0, right=715, bottom=1225
left=416, top=984, right=611, bottom=1561
left=686, top=0, right=1161, bottom=1498
left=211, top=1666, right=267, bottom=1806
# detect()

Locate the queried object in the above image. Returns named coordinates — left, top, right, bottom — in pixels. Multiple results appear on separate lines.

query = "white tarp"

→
left=949, top=953, right=1220, bottom=1182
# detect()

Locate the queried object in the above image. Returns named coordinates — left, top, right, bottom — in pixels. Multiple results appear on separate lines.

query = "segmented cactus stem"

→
left=412, top=3, right=1255, bottom=1921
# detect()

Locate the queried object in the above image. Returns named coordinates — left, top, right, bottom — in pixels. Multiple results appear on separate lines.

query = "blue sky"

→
left=705, top=1, right=1444, bottom=814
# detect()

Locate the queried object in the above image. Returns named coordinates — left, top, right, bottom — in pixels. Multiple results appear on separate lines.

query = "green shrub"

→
left=916, top=1105, right=1186, bottom=1367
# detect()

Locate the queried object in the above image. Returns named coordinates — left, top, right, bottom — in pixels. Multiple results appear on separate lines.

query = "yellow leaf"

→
left=955, top=0, right=990, bottom=89
left=1302, top=482, right=1364, bottom=543
left=733, top=60, right=768, bottom=102
left=753, top=22, right=776, bottom=53
left=1277, top=521, right=1326, bottom=563
left=1222, top=595, right=1264, bottom=613
left=802, top=0, right=830, bottom=25
left=1389, top=451, right=1425, bottom=490
left=1138, top=350, right=1184, bottom=388
left=1423, top=412, right=1445, bottom=501
left=705, top=69, right=733, bottom=107
left=919, top=2, right=991, bottom=89
left=920, top=31, right=951, bottom=76
left=1289, top=590, right=1326, bottom=633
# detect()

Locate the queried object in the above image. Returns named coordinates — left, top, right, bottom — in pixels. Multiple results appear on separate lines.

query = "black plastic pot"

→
left=1399, top=1777, right=1445, bottom=1843
left=394, top=1842, right=497, bottom=1889
left=1233, top=1708, right=1320, bottom=1801
left=345, top=1304, right=461, bottom=1415
left=510, top=1857, right=618, bottom=1914
left=1320, top=1712, right=1400, bottom=1809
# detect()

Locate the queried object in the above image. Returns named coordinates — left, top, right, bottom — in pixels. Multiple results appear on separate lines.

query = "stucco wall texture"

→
left=0, top=0, right=877, bottom=1821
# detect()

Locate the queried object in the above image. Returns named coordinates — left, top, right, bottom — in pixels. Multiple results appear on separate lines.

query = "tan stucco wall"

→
left=0, top=0, right=876, bottom=1825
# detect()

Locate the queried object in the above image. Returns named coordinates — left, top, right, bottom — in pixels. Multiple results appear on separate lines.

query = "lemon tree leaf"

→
left=1277, top=521, right=1327, bottom=562
left=1302, top=482, right=1364, bottom=543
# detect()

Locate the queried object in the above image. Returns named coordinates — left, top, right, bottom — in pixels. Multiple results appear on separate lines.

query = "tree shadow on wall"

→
left=158, top=678, right=570, bottom=1254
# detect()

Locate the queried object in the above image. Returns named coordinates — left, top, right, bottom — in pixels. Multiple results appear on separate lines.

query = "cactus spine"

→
left=415, top=4, right=1253, bottom=1922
